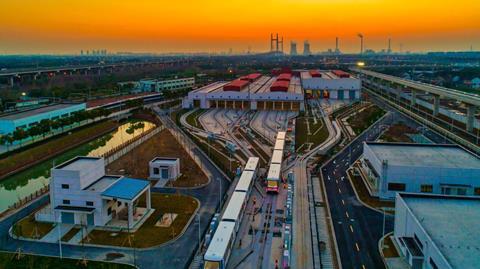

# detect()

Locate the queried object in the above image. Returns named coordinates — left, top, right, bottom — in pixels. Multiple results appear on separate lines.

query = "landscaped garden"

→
left=85, top=193, right=198, bottom=248
left=106, top=129, right=209, bottom=187
left=347, top=105, right=386, bottom=134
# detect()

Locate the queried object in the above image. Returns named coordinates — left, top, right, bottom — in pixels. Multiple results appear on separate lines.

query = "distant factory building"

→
left=136, top=77, right=195, bottom=92
left=183, top=73, right=304, bottom=111
left=393, top=193, right=480, bottom=269
left=301, top=70, right=361, bottom=100
left=360, top=142, right=480, bottom=199
left=0, top=103, right=86, bottom=135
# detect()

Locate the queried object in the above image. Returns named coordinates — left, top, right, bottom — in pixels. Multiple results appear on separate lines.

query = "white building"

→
left=300, top=70, right=361, bottom=100
left=182, top=75, right=305, bottom=111
left=360, top=142, right=480, bottom=199
left=149, top=157, right=181, bottom=181
left=393, top=193, right=480, bottom=269
left=36, top=156, right=152, bottom=229
left=137, top=77, right=195, bottom=92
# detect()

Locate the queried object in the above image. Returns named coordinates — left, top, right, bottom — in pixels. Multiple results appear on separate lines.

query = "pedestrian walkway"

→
left=41, top=224, right=73, bottom=243
left=68, top=226, right=94, bottom=244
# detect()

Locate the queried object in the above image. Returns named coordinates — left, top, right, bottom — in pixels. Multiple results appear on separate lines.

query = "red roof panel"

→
left=223, top=79, right=250, bottom=91
left=332, top=70, right=350, bottom=78
left=277, top=73, right=292, bottom=81
left=270, top=80, right=290, bottom=92
left=309, top=70, right=322, bottom=78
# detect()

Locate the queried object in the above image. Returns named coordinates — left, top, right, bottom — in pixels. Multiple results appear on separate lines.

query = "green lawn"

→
left=12, top=214, right=54, bottom=240
left=185, top=109, right=205, bottom=129
left=295, top=116, right=329, bottom=153
left=85, top=193, right=198, bottom=248
left=347, top=105, right=386, bottom=135
left=0, top=252, right=134, bottom=269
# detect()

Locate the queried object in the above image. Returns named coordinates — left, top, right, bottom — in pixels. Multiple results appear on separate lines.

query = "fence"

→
left=103, top=125, right=165, bottom=166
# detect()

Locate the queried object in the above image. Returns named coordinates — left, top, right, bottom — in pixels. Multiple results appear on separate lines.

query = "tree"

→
left=0, top=134, right=14, bottom=150
left=38, top=119, right=52, bottom=138
left=12, top=128, right=28, bottom=145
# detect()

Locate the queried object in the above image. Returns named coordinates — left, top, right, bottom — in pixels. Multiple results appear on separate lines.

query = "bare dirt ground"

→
left=107, top=129, right=208, bottom=187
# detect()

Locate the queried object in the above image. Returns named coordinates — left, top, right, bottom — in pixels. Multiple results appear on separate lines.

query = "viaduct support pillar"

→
left=433, top=95, right=440, bottom=116
left=466, top=104, right=476, bottom=133
left=9, top=76, right=14, bottom=87
left=410, top=89, right=417, bottom=106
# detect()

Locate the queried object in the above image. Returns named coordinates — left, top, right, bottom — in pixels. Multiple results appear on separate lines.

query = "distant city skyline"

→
left=1, top=0, right=479, bottom=54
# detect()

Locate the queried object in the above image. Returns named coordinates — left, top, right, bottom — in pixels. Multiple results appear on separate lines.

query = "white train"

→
left=266, top=131, right=286, bottom=193
left=203, top=157, right=259, bottom=269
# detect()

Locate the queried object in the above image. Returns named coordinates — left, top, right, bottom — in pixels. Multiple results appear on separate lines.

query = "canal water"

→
left=0, top=120, right=156, bottom=213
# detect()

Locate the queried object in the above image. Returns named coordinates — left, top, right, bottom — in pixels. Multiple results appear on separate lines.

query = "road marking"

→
left=336, top=180, right=338, bottom=184
left=341, top=199, right=345, bottom=205
left=349, top=225, right=354, bottom=233
left=355, top=243, right=360, bottom=252
left=345, top=211, right=349, bottom=218
left=338, top=188, right=342, bottom=194
left=362, top=265, right=366, bottom=269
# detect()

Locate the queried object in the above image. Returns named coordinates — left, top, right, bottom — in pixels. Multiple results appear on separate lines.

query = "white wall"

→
left=394, top=195, right=452, bottom=269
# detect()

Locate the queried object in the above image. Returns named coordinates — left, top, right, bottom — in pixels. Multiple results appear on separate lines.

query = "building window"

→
left=457, top=188, right=467, bottom=195
left=414, top=233, right=423, bottom=250
left=153, top=167, right=160, bottom=175
left=388, top=183, right=406, bottom=191
left=420, top=185, right=433, bottom=193
left=107, top=207, right=112, bottom=215
left=429, top=258, right=438, bottom=269
left=63, top=200, right=70, bottom=205
left=61, top=184, right=69, bottom=189
left=474, top=188, right=480, bottom=196
left=86, top=201, right=94, bottom=206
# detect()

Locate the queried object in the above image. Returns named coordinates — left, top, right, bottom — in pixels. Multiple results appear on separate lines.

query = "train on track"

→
left=203, top=157, right=259, bottom=269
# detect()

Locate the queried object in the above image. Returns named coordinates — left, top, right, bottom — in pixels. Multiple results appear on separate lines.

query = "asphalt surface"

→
left=319, top=97, right=450, bottom=269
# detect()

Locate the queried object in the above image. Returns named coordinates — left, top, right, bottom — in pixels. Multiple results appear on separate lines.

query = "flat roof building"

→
left=0, top=103, right=86, bottom=135
left=35, top=156, right=152, bottom=230
left=182, top=74, right=304, bottom=111
left=136, top=77, right=195, bottom=93
left=360, top=142, right=480, bottom=199
left=394, top=193, right=480, bottom=269
left=301, top=70, right=361, bottom=100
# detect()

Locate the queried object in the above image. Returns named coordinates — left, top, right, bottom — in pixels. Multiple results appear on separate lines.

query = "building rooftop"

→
left=55, top=156, right=102, bottom=171
left=150, top=157, right=179, bottom=164
left=84, top=175, right=121, bottom=192
left=366, top=142, right=480, bottom=169
left=0, top=103, right=84, bottom=121
left=102, top=177, right=149, bottom=200
left=400, top=193, right=480, bottom=268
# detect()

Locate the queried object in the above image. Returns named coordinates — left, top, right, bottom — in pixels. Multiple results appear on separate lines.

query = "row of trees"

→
left=0, top=108, right=111, bottom=149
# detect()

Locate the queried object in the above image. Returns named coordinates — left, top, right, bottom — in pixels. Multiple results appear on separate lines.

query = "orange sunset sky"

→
left=1, top=0, right=479, bottom=54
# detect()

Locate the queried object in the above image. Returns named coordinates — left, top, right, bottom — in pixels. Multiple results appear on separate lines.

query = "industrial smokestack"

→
left=357, top=33, right=364, bottom=54
left=335, top=37, right=340, bottom=54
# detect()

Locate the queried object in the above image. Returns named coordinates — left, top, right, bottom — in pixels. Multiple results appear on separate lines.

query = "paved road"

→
left=0, top=109, right=230, bottom=269
left=319, top=98, right=450, bottom=269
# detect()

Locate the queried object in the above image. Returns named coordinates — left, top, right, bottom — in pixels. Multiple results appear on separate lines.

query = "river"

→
left=0, top=120, right=156, bottom=213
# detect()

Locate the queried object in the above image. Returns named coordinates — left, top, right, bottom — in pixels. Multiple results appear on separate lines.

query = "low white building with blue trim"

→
left=0, top=103, right=86, bottom=135
left=36, top=156, right=152, bottom=229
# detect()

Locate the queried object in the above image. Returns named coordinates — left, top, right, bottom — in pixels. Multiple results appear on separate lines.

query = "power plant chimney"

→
left=357, top=33, right=364, bottom=54
left=290, top=41, right=297, bottom=55
left=335, top=37, right=340, bottom=54
left=303, top=40, right=311, bottom=55
left=387, top=38, right=392, bottom=54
